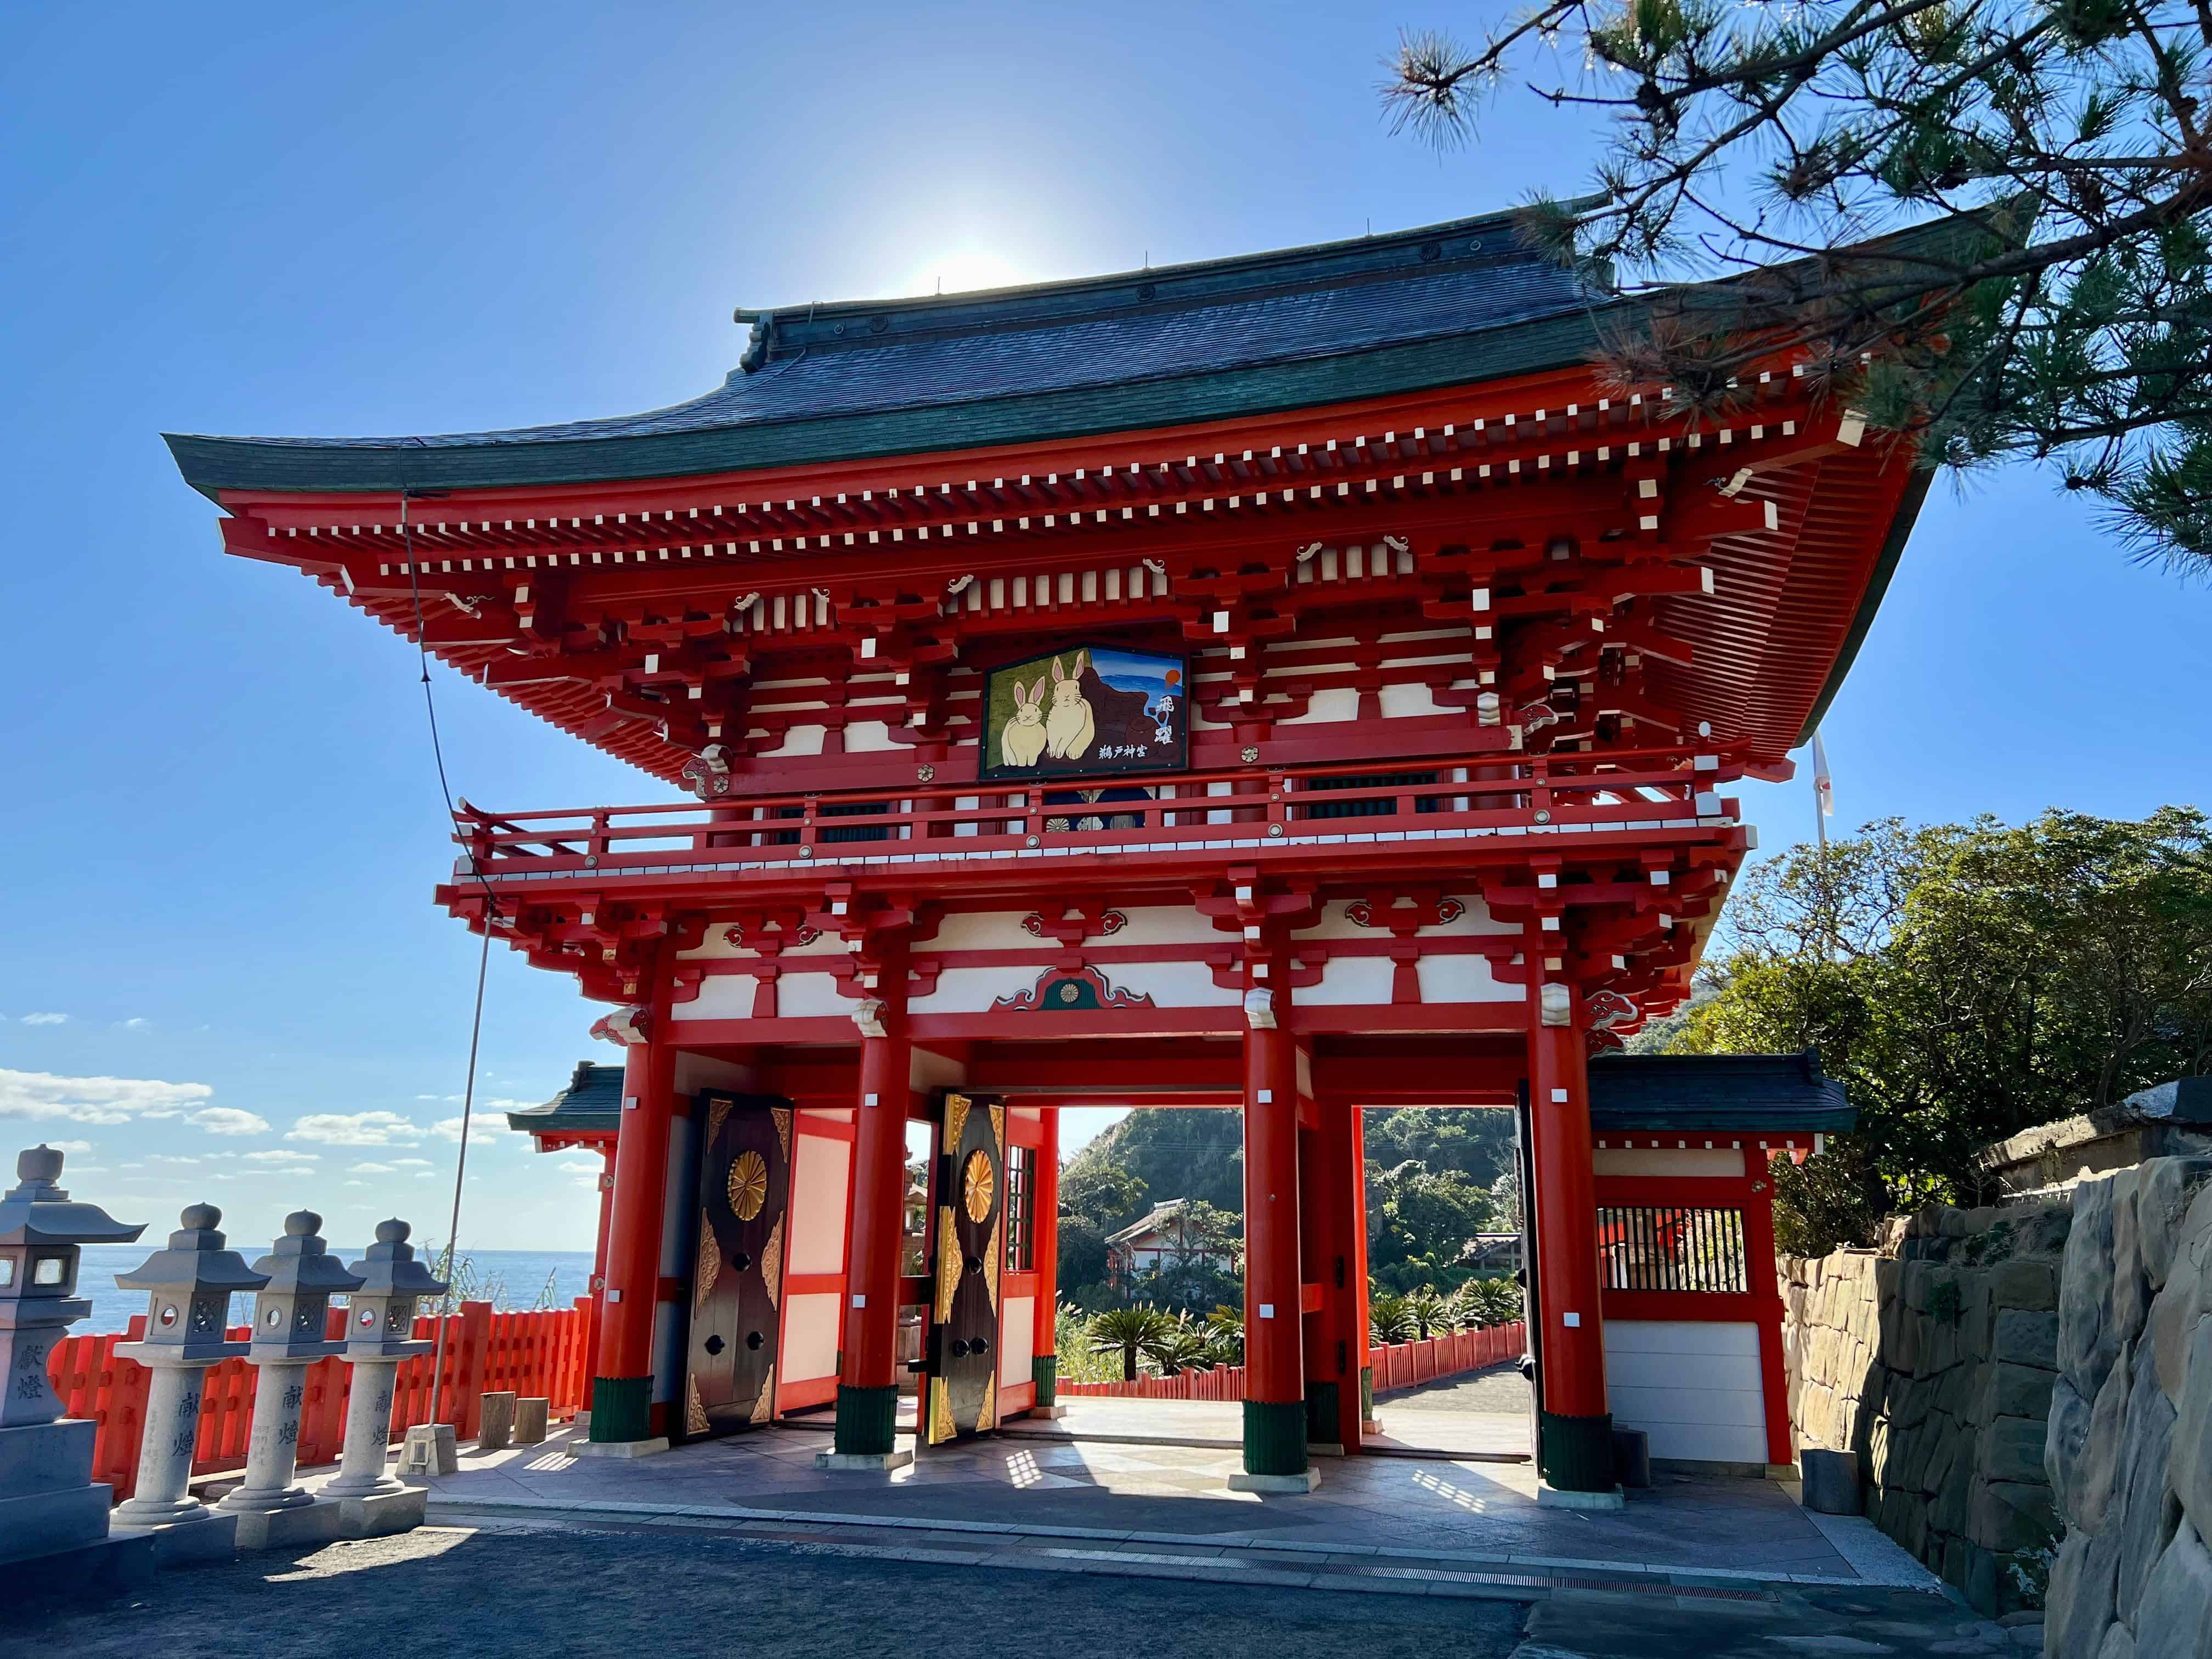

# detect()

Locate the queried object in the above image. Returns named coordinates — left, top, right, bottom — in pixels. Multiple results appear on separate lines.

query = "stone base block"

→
left=402, top=1422, right=458, bottom=1476
left=0, top=1480, right=113, bottom=1561
left=0, top=1418, right=97, bottom=1497
left=0, top=1530, right=155, bottom=1600
left=112, top=1509, right=240, bottom=1567
left=339, top=1486, right=426, bottom=1539
left=1362, top=1419, right=1384, bottom=1436
left=1026, top=1406, right=1068, bottom=1420
left=1800, top=1448, right=1863, bottom=1515
left=232, top=1499, right=346, bottom=1553
left=1537, top=1480, right=1626, bottom=1511
left=1308, top=1441, right=1347, bottom=1458
left=1228, top=1468, right=1322, bottom=1494
left=814, top=1449, right=914, bottom=1472
left=572, top=1436, right=670, bottom=1460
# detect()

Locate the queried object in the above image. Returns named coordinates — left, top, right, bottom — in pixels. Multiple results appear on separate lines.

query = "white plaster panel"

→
left=681, top=927, right=851, bottom=962
left=799, top=1107, right=854, bottom=1124
left=759, top=723, right=827, bottom=758
left=1593, top=1148, right=1747, bottom=1178
left=1275, top=686, right=1360, bottom=726
left=843, top=720, right=901, bottom=753
left=671, top=976, right=755, bottom=1022
left=780, top=1294, right=842, bottom=1384
left=1379, top=681, right=1446, bottom=718
left=1301, top=957, right=1395, bottom=1007
left=1000, top=1296, right=1036, bottom=1386
left=777, top=973, right=854, bottom=1019
left=1108, top=906, right=1231, bottom=947
left=788, top=1133, right=851, bottom=1276
left=1416, top=955, right=1520, bottom=1004
left=907, top=965, right=1051, bottom=1014
left=1012, top=1105, right=1041, bottom=1121
left=910, top=1045, right=969, bottom=1092
left=926, top=910, right=1031, bottom=951
left=1603, top=1319, right=1767, bottom=1464
left=1295, top=898, right=1517, bottom=942
left=1120, top=961, right=1239, bottom=1008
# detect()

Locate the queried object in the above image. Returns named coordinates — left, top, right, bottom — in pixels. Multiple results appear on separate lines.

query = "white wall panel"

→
left=781, top=1294, right=842, bottom=1384
left=1603, top=1319, right=1767, bottom=1465
left=1001, top=1296, right=1035, bottom=1385
left=788, top=1133, right=850, bottom=1276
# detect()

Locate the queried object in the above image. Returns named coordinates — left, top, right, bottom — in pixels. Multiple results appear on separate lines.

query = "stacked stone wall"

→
left=1783, top=1197, right=2076, bottom=1615
left=2041, top=1155, right=2212, bottom=1659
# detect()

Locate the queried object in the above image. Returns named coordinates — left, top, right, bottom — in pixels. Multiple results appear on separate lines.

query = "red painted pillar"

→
left=1240, top=1016, right=1308, bottom=1482
left=583, top=1141, right=616, bottom=1384
left=590, top=1011, right=675, bottom=1446
left=835, top=949, right=911, bottom=1460
left=1350, top=1104, right=1373, bottom=1430
left=1529, top=984, right=1612, bottom=1490
left=1302, top=1092, right=1365, bottom=1452
left=1745, top=1144, right=1793, bottom=1468
left=1031, top=1107, right=1062, bottom=1409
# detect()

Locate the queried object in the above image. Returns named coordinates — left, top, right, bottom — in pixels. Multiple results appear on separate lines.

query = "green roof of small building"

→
left=506, top=1062, right=623, bottom=1138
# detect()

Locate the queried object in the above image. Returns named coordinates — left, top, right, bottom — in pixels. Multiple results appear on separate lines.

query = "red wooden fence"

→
left=1060, top=1321, right=1525, bottom=1401
left=46, top=1298, right=594, bottom=1503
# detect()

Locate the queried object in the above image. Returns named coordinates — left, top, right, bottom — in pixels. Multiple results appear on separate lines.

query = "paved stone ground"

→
left=336, top=1420, right=1917, bottom=1585
left=998, top=1392, right=1530, bottom=1459
left=0, top=1525, right=1528, bottom=1659
left=0, top=1516, right=2033, bottom=1658
left=1380, top=1360, right=1534, bottom=1418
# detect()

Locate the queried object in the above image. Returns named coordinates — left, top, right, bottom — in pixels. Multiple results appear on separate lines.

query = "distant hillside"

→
left=1062, top=1104, right=1517, bottom=1218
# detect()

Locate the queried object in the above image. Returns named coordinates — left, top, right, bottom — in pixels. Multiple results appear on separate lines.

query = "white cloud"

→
left=556, top=1160, right=600, bottom=1173
left=428, top=1117, right=499, bottom=1147
left=391, top=1158, right=432, bottom=1168
left=148, top=1154, right=201, bottom=1166
left=240, top=1150, right=316, bottom=1164
left=343, top=1180, right=365, bottom=1187
left=0, top=1068, right=214, bottom=1126
left=20, top=1013, right=67, bottom=1026
left=572, top=1177, right=599, bottom=1190
left=415, top=1171, right=437, bottom=1179
left=287, top=1111, right=423, bottom=1147
left=70, top=1165, right=111, bottom=1174
left=190, top=1107, right=269, bottom=1137
left=44, top=1139, right=94, bottom=1154
left=348, top=1161, right=399, bottom=1175
left=120, top=1018, right=149, bottom=1030
left=415, top=1094, right=461, bottom=1103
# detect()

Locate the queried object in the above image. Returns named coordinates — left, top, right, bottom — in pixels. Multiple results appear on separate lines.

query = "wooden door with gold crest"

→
left=682, top=1091, right=792, bottom=1440
left=926, top=1091, right=1005, bottom=1445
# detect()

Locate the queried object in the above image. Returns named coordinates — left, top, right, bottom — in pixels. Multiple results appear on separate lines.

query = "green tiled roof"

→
left=1588, top=1050, right=1852, bottom=1133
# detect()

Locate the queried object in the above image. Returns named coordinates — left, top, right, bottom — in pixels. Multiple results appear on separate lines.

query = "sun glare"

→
left=909, top=250, right=1029, bottom=297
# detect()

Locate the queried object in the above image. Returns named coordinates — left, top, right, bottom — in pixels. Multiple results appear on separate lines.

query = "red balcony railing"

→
left=450, top=749, right=1742, bottom=883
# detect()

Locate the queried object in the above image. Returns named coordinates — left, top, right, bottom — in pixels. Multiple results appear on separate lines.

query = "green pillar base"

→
left=588, top=1375, right=652, bottom=1444
left=1031, top=1355, right=1058, bottom=1408
left=834, top=1383, right=901, bottom=1458
left=1358, top=1364, right=1374, bottom=1422
left=1304, top=1380, right=1340, bottom=1446
left=1540, top=1409, right=1616, bottom=1492
left=1242, top=1398, right=1310, bottom=1477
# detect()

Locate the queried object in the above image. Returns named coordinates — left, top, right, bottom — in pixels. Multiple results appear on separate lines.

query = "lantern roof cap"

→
left=249, top=1210, right=364, bottom=1296
left=0, top=1144, right=146, bottom=1249
left=345, top=1217, right=449, bottom=1299
left=115, top=1203, right=270, bottom=1294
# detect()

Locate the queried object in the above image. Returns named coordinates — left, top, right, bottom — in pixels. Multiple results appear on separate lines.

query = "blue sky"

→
left=2, top=4, right=2203, bottom=1255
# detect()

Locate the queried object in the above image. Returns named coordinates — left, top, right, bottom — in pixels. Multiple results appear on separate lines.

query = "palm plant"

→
left=1405, top=1285, right=1449, bottom=1340
left=1449, top=1276, right=1523, bottom=1331
left=1087, top=1304, right=1175, bottom=1382
left=1200, top=1304, right=1244, bottom=1368
left=1369, top=1292, right=1417, bottom=1346
left=1142, top=1317, right=1210, bottom=1377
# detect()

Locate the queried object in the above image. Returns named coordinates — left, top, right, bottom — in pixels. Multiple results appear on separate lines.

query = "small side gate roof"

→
left=1588, top=1050, right=1851, bottom=1135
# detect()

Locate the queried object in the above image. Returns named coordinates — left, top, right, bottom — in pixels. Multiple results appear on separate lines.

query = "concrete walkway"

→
left=994, top=1395, right=1531, bottom=1460
left=306, top=1418, right=1936, bottom=1594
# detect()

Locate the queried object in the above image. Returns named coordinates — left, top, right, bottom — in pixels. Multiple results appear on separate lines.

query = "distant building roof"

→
left=1105, top=1198, right=1237, bottom=1250
left=1587, top=1050, right=1852, bottom=1133
left=505, top=1062, right=622, bottom=1142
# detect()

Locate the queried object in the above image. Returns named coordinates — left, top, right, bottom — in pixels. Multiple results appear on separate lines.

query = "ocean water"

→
left=69, top=1244, right=596, bottom=1336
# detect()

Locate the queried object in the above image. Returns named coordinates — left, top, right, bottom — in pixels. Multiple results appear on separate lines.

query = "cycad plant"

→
left=1142, top=1316, right=1210, bottom=1377
left=1200, top=1304, right=1244, bottom=1368
left=1087, top=1304, right=1176, bottom=1382
left=1369, top=1293, right=1417, bottom=1346
left=1405, top=1285, right=1449, bottom=1340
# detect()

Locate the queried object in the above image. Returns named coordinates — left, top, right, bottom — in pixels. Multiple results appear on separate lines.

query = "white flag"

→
left=1811, top=730, right=1835, bottom=819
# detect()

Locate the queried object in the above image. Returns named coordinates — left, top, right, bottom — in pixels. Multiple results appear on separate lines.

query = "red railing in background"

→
left=1059, top=1321, right=1525, bottom=1401
left=46, top=1299, right=594, bottom=1503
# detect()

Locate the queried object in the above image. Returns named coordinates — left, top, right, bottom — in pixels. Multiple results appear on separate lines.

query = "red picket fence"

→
left=1060, top=1321, right=1525, bottom=1401
left=46, top=1298, right=594, bottom=1503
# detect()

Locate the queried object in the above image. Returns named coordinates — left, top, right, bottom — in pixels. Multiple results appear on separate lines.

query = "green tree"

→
left=1370, top=1293, right=1419, bottom=1345
left=1087, top=1305, right=1177, bottom=1382
left=1365, top=1159, right=1500, bottom=1293
left=1669, top=807, right=2212, bottom=1250
left=1385, top=0, right=2212, bottom=569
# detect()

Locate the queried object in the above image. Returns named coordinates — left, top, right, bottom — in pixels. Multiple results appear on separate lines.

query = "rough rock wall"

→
left=2041, top=1156, right=2212, bottom=1659
left=1783, top=1198, right=2075, bottom=1615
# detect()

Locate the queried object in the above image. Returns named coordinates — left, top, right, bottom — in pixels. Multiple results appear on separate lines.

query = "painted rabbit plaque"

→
left=979, top=645, right=1188, bottom=781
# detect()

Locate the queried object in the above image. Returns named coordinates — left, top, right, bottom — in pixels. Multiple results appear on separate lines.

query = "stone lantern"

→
left=323, top=1218, right=446, bottom=1537
left=0, top=1145, right=153, bottom=1591
left=110, top=1203, right=269, bottom=1562
left=215, top=1210, right=363, bottom=1550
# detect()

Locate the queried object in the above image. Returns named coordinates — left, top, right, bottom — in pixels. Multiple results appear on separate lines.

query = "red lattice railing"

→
left=1060, top=1321, right=1525, bottom=1401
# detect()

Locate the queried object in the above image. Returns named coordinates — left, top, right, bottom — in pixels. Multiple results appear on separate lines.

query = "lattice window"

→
left=1596, top=1205, right=1747, bottom=1293
left=1003, top=1146, right=1035, bottom=1273
left=1299, top=770, right=1443, bottom=818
